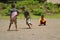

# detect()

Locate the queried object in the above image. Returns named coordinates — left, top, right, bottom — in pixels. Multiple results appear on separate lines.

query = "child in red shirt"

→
left=39, top=15, right=46, bottom=26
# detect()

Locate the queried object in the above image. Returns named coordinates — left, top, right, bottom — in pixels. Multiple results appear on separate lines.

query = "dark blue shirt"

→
left=24, top=11, right=30, bottom=18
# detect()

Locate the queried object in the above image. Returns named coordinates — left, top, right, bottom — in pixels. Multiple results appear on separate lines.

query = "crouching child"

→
left=39, top=15, right=46, bottom=26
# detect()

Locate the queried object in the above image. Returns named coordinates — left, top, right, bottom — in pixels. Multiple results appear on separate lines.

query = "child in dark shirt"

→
left=21, top=6, right=32, bottom=29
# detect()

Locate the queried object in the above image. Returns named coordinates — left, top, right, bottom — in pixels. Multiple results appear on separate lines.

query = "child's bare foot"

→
left=38, top=25, right=40, bottom=26
left=28, top=26, right=32, bottom=29
left=38, top=24, right=41, bottom=26
left=29, top=27, right=31, bottom=29
left=29, top=25, right=32, bottom=29
left=7, top=29, right=10, bottom=31
left=16, top=29, right=19, bottom=31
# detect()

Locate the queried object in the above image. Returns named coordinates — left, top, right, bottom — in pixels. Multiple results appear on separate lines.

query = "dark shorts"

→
left=40, top=21, right=46, bottom=25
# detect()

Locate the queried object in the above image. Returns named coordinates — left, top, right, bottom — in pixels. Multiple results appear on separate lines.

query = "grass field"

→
left=45, top=13, right=60, bottom=19
left=0, top=13, right=60, bottom=20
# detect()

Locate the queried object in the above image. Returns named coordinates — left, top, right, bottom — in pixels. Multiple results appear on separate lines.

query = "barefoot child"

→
left=8, top=4, right=19, bottom=31
left=39, top=15, right=46, bottom=26
left=21, top=6, right=32, bottom=29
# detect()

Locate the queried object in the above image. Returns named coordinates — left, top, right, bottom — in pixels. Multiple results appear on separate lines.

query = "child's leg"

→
left=27, top=24, right=31, bottom=29
left=30, top=23, right=32, bottom=26
left=14, top=19, right=18, bottom=31
left=27, top=18, right=32, bottom=29
left=8, top=20, right=13, bottom=31
left=39, top=21, right=42, bottom=26
left=30, top=23, right=32, bottom=28
left=8, top=23, right=11, bottom=31
left=26, top=21, right=31, bottom=29
left=44, top=21, right=46, bottom=25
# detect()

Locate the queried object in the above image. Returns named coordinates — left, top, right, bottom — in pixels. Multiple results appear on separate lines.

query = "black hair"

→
left=11, top=4, right=15, bottom=8
left=21, top=6, right=25, bottom=9
left=41, top=15, right=44, bottom=17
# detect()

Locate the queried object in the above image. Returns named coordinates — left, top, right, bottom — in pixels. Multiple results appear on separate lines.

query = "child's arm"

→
left=17, top=10, right=19, bottom=16
left=44, top=18, right=46, bottom=21
left=39, top=18, right=41, bottom=23
left=9, top=9, right=12, bottom=18
left=28, top=11, right=30, bottom=16
left=27, top=11, right=30, bottom=18
left=10, top=10, right=12, bottom=18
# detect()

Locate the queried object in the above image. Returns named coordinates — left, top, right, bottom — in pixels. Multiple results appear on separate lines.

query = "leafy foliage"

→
left=0, top=1, right=60, bottom=16
left=45, top=2, right=60, bottom=14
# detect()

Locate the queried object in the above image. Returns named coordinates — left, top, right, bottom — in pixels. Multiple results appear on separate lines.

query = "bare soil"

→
left=0, top=19, right=60, bottom=40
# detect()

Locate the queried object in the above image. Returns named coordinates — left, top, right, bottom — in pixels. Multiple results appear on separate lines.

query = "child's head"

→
left=41, top=15, right=44, bottom=19
left=11, top=4, right=15, bottom=8
left=21, top=6, right=25, bottom=11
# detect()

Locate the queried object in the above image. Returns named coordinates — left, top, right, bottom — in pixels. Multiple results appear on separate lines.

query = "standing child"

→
left=38, top=15, right=46, bottom=26
left=8, top=4, right=19, bottom=31
left=21, top=6, right=32, bottom=29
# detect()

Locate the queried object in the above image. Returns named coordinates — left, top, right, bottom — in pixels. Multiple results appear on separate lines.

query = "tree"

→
left=0, top=0, right=8, bottom=3
left=0, top=0, right=23, bottom=3
left=34, top=0, right=47, bottom=3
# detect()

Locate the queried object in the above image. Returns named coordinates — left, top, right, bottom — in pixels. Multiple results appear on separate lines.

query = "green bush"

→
left=0, top=3, right=11, bottom=16
left=32, top=8, right=45, bottom=16
left=0, top=7, right=10, bottom=16
left=16, top=1, right=39, bottom=9
left=0, top=1, right=60, bottom=16
left=45, top=2, right=59, bottom=14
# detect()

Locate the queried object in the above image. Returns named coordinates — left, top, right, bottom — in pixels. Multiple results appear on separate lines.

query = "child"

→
left=8, top=4, right=19, bottom=31
left=21, top=6, right=32, bottom=29
left=39, top=15, right=46, bottom=26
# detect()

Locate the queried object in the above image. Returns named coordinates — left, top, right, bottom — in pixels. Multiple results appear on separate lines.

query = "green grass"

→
left=0, top=16, right=9, bottom=19
left=45, top=13, right=60, bottom=19
left=0, top=13, right=60, bottom=20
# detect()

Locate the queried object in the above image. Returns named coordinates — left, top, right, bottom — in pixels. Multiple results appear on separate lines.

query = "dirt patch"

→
left=0, top=19, right=60, bottom=40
